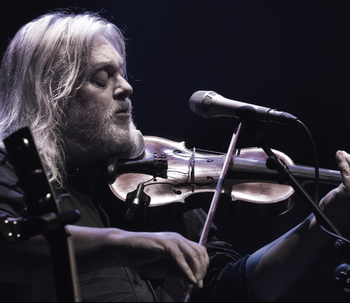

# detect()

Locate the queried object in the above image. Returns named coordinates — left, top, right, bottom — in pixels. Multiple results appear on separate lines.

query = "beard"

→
left=62, top=98, right=140, bottom=165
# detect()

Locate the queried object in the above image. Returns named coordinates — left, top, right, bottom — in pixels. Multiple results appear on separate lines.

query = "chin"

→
left=98, top=121, right=140, bottom=159
left=63, top=116, right=140, bottom=164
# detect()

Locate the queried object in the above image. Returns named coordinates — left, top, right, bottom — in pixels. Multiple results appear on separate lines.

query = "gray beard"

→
left=62, top=101, right=139, bottom=165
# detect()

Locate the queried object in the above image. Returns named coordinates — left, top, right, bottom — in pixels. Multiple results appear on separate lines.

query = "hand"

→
left=319, top=150, right=350, bottom=226
left=120, top=231, right=209, bottom=288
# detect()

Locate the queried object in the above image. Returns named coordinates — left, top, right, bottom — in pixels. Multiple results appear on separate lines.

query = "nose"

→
left=113, top=76, right=133, bottom=101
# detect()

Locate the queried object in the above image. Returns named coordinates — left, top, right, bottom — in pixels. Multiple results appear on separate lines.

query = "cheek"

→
left=79, top=88, right=113, bottom=112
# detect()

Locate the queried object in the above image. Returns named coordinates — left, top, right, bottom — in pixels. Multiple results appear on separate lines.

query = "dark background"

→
left=1, top=1, right=350, bottom=301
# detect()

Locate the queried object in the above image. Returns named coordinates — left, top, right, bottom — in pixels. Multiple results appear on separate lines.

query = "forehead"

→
left=90, top=36, right=124, bottom=68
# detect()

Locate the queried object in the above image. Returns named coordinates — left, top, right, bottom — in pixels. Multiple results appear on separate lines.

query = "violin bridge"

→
left=190, top=147, right=195, bottom=192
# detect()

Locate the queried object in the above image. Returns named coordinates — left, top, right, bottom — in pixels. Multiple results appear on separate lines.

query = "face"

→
left=62, top=36, right=139, bottom=164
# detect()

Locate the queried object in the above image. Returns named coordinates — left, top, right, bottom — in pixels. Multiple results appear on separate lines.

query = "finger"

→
left=336, top=151, right=350, bottom=190
left=167, top=245, right=198, bottom=285
left=172, top=240, right=209, bottom=288
left=187, top=244, right=209, bottom=289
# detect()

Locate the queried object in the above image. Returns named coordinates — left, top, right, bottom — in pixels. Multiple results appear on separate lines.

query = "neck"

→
left=72, top=159, right=107, bottom=192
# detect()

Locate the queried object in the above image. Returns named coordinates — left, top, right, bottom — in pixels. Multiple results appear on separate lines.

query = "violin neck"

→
left=231, top=157, right=341, bottom=185
left=288, top=164, right=341, bottom=184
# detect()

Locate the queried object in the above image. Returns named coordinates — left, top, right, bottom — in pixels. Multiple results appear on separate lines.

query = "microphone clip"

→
left=125, top=182, right=151, bottom=220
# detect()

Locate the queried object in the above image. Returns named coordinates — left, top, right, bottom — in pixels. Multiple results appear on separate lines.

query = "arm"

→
left=0, top=225, right=209, bottom=288
left=246, top=150, right=350, bottom=301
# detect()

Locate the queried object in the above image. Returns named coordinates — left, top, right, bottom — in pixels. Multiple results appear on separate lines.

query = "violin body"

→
left=107, top=136, right=338, bottom=220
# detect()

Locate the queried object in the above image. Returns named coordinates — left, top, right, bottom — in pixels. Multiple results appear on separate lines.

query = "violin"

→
left=107, top=135, right=342, bottom=221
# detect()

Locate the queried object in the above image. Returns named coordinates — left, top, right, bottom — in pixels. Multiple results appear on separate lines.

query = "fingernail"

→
left=198, top=279, right=203, bottom=289
left=337, top=150, right=345, bottom=157
left=190, top=275, right=197, bottom=285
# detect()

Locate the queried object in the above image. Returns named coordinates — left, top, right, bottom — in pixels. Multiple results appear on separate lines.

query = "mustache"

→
left=109, top=98, right=133, bottom=116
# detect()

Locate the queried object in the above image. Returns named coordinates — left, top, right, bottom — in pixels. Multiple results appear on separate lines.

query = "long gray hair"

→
left=0, top=11, right=127, bottom=186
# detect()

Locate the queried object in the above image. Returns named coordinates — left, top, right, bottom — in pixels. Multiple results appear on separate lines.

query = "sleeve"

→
left=182, top=209, right=254, bottom=302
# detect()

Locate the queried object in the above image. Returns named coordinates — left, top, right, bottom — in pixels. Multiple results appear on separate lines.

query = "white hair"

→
left=0, top=11, right=127, bottom=186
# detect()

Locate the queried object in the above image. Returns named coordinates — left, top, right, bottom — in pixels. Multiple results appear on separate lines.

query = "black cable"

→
left=295, top=121, right=350, bottom=252
left=295, top=120, right=350, bottom=302
left=320, top=225, right=350, bottom=245
left=296, top=119, right=320, bottom=204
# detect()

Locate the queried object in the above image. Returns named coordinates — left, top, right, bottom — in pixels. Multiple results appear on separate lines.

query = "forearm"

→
left=246, top=151, right=350, bottom=301
left=0, top=225, right=208, bottom=287
left=246, top=214, right=330, bottom=301
left=0, top=225, right=127, bottom=284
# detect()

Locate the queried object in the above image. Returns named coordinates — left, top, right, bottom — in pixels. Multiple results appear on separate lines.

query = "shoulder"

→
left=0, top=148, right=20, bottom=188
left=0, top=148, right=26, bottom=217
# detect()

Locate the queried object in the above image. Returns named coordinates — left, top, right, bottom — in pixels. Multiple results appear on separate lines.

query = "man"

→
left=0, top=11, right=349, bottom=302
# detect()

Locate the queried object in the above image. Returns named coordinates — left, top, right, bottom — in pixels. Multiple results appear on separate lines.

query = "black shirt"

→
left=0, top=149, right=252, bottom=302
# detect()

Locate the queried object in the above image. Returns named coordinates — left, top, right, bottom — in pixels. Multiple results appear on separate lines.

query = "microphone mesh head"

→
left=189, top=90, right=208, bottom=115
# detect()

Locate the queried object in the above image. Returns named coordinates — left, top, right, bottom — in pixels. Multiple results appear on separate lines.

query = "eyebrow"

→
left=91, top=59, right=124, bottom=70
left=90, top=61, right=125, bottom=78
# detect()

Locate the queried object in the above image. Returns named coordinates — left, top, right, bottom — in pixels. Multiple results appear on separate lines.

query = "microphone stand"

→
left=240, top=116, right=350, bottom=261
left=244, top=120, right=350, bottom=293
left=245, top=121, right=343, bottom=235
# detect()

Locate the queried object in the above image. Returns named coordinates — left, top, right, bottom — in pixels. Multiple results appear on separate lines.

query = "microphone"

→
left=189, top=91, right=298, bottom=124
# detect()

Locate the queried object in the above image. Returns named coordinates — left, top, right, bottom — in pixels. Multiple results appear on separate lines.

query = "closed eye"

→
left=92, top=70, right=109, bottom=87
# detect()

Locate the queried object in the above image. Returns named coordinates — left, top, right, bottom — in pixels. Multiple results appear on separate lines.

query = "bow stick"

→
left=184, top=122, right=242, bottom=302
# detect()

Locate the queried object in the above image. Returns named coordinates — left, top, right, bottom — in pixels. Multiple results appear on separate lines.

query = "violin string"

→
left=174, top=149, right=220, bottom=160
left=189, top=148, right=225, bottom=155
